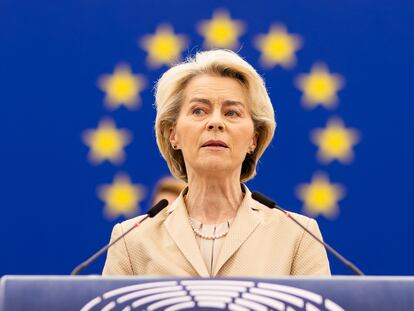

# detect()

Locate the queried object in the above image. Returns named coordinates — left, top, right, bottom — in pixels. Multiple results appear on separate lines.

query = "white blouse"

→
left=190, top=218, right=235, bottom=275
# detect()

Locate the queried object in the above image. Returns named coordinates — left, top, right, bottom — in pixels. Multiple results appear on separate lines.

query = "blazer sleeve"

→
left=290, top=218, right=331, bottom=276
left=102, top=223, right=134, bottom=275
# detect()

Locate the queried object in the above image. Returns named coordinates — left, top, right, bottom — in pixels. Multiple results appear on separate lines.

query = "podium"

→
left=1, top=276, right=414, bottom=311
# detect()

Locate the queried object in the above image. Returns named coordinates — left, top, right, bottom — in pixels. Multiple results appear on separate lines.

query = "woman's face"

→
left=170, top=74, right=257, bottom=179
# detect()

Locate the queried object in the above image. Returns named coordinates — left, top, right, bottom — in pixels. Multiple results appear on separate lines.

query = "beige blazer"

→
left=102, top=186, right=330, bottom=277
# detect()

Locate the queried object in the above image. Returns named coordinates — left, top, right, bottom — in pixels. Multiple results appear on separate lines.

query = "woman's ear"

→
left=169, top=126, right=179, bottom=149
left=249, top=132, right=258, bottom=153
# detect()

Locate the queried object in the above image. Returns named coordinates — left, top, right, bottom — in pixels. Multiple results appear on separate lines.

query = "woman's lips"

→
left=201, top=140, right=229, bottom=148
left=202, top=145, right=228, bottom=151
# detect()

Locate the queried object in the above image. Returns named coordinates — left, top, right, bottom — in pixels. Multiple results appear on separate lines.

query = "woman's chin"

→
left=194, top=158, right=237, bottom=175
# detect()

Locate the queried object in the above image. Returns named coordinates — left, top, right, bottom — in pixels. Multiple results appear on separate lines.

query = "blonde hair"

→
left=151, top=176, right=186, bottom=205
left=154, top=176, right=186, bottom=196
left=155, top=49, right=276, bottom=182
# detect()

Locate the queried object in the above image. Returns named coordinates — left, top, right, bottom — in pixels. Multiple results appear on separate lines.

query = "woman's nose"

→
left=207, top=117, right=225, bottom=131
left=208, top=123, right=224, bottom=130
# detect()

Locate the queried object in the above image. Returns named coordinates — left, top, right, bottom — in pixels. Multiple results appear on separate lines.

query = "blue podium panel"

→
left=1, top=276, right=414, bottom=311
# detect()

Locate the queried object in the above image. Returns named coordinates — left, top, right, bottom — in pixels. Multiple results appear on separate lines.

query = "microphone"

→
left=251, top=191, right=364, bottom=276
left=70, top=199, right=169, bottom=275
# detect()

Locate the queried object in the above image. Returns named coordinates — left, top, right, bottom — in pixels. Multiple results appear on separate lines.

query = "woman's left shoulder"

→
left=251, top=198, right=318, bottom=230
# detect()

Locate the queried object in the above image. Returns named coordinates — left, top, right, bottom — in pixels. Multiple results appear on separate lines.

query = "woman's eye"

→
left=226, top=110, right=240, bottom=117
left=192, top=108, right=205, bottom=116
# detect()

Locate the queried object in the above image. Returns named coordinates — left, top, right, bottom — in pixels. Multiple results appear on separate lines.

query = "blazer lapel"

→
left=164, top=196, right=210, bottom=277
left=212, top=191, right=262, bottom=276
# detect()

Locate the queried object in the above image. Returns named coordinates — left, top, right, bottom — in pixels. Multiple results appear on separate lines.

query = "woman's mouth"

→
left=201, top=140, right=229, bottom=150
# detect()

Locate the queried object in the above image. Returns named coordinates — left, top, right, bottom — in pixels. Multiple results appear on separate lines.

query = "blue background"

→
left=1, top=0, right=413, bottom=276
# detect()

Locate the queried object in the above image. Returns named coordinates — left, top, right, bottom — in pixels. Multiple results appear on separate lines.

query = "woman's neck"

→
left=185, top=173, right=243, bottom=225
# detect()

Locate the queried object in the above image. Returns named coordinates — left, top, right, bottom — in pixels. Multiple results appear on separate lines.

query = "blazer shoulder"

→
left=255, top=200, right=317, bottom=233
left=118, top=206, right=171, bottom=235
left=120, top=214, right=146, bottom=225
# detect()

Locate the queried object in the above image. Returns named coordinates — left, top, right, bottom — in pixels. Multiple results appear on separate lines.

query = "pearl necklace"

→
left=190, top=219, right=230, bottom=240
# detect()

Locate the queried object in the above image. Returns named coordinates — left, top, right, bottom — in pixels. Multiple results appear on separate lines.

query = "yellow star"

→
left=296, top=172, right=345, bottom=218
left=295, top=63, right=345, bottom=109
left=197, top=9, right=245, bottom=49
left=311, top=118, right=360, bottom=164
left=98, top=63, right=146, bottom=110
left=140, top=24, right=187, bottom=68
left=98, top=173, right=146, bottom=218
left=254, top=24, right=302, bottom=69
left=82, top=118, right=131, bottom=165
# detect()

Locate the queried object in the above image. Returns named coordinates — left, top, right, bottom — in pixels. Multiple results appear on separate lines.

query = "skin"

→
left=169, top=74, right=257, bottom=224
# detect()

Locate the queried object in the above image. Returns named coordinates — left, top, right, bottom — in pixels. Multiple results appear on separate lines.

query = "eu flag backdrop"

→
left=1, top=0, right=413, bottom=276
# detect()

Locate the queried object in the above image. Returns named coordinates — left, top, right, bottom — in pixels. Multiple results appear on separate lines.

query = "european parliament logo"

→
left=81, top=279, right=345, bottom=311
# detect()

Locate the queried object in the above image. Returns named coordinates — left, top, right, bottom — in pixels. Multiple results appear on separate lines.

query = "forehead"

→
left=183, top=74, right=248, bottom=103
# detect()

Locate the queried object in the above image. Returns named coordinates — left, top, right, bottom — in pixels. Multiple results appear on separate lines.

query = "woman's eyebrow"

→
left=188, top=98, right=245, bottom=108
left=189, top=97, right=211, bottom=105
left=223, top=100, right=245, bottom=108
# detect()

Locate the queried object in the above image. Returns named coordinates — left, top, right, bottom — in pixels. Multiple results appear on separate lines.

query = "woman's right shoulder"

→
left=119, top=214, right=147, bottom=227
left=117, top=209, right=169, bottom=232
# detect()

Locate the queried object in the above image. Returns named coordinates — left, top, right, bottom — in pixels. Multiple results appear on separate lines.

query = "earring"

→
left=172, top=145, right=177, bottom=150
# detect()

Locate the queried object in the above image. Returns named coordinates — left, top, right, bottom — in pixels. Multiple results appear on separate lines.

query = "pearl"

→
left=189, top=220, right=230, bottom=240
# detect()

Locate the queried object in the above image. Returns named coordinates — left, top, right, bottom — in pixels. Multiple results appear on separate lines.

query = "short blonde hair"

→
left=155, top=49, right=276, bottom=182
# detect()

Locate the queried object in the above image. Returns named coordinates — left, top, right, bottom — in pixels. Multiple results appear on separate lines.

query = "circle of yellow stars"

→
left=81, top=8, right=361, bottom=220
left=293, top=63, right=358, bottom=218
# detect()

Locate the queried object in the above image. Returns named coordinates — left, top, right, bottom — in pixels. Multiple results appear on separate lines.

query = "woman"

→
left=103, top=49, right=330, bottom=277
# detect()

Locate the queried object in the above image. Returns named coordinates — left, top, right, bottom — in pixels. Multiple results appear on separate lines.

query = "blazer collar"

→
left=212, top=186, right=262, bottom=276
left=164, top=189, right=209, bottom=277
left=163, top=185, right=263, bottom=277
